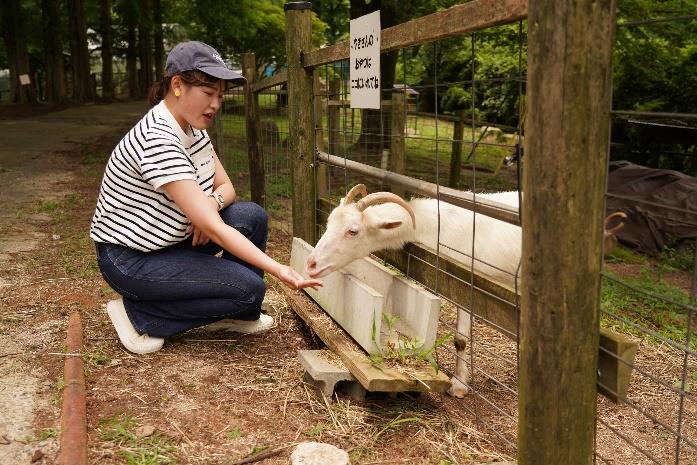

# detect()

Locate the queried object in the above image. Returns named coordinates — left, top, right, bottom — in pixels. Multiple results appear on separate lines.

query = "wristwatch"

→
left=209, top=192, right=224, bottom=211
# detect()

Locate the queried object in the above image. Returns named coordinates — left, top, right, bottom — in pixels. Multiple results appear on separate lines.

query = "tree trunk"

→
left=124, top=0, right=139, bottom=99
left=67, top=0, right=95, bottom=102
left=1, top=0, right=37, bottom=103
left=41, top=0, right=67, bottom=103
left=100, top=0, right=114, bottom=101
left=152, top=0, right=164, bottom=81
left=138, top=0, right=153, bottom=97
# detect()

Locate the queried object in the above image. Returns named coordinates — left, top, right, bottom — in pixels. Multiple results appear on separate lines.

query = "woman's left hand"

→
left=191, top=224, right=211, bottom=246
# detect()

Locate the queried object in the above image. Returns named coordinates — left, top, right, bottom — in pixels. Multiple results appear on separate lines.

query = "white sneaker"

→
left=203, top=313, right=275, bottom=334
left=106, top=299, right=164, bottom=354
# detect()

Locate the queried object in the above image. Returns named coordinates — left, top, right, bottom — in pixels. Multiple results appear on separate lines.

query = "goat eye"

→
left=346, top=228, right=359, bottom=237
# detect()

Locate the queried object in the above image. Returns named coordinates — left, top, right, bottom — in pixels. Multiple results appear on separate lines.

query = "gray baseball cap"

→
left=165, top=41, right=245, bottom=84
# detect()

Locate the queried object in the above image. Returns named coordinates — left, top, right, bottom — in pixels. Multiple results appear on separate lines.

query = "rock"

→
left=290, top=442, right=350, bottom=465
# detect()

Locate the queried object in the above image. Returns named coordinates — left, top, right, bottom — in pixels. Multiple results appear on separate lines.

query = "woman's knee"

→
left=240, top=275, right=266, bottom=315
left=221, top=201, right=268, bottom=232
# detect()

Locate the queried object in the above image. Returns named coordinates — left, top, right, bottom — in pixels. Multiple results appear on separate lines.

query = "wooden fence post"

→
left=448, top=110, right=465, bottom=188
left=519, top=1, right=616, bottom=464
left=390, top=91, right=406, bottom=198
left=328, top=78, right=340, bottom=156
left=285, top=1, right=316, bottom=244
left=314, top=72, right=328, bottom=198
left=242, top=52, right=266, bottom=207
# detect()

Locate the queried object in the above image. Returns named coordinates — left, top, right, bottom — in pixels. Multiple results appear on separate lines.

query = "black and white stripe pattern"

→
left=90, top=101, right=215, bottom=251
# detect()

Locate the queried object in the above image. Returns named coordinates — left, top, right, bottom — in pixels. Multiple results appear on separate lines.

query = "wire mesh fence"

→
left=215, top=2, right=696, bottom=463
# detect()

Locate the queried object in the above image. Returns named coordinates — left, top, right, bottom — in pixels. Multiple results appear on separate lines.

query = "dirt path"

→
left=0, top=100, right=148, bottom=464
left=0, top=100, right=509, bottom=465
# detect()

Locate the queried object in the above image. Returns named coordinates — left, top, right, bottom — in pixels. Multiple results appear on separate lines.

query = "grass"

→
left=98, top=413, right=177, bottom=465
left=218, top=109, right=519, bottom=196
left=602, top=245, right=695, bottom=352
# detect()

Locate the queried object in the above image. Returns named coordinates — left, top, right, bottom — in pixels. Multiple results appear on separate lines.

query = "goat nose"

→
left=306, top=256, right=316, bottom=270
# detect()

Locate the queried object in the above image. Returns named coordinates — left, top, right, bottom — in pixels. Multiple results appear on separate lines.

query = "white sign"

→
left=19, top=74, right=31, bottom=85
left=350, top=10, right=381, bottom=109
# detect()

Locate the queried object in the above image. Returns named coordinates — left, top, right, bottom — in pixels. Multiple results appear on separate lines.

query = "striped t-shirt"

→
left=90, top=100, right=216, bottom=251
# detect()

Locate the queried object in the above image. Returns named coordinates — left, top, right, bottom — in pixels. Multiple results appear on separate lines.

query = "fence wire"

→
left=216, top=6, right=696, bottom=464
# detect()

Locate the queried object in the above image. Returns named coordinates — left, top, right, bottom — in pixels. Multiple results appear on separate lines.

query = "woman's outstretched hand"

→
left=276, top=264, right=323, bottom=291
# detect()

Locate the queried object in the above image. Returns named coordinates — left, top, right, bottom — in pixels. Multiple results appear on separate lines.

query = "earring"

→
left=174, top=89, right=181, bottom=97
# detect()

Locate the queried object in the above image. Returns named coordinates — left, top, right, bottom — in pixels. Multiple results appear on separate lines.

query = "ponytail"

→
left=148, top=76, right=172, bottom=107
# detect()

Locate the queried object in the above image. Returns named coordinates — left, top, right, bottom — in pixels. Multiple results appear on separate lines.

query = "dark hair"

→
left=148, top=70, right=226, bottom=106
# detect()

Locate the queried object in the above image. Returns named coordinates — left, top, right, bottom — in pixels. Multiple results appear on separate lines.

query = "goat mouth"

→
left=307, top=265, right=332, bottom=278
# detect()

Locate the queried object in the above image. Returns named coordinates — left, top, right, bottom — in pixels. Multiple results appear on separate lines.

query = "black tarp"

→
left=606, top=162, right=697, bottom=252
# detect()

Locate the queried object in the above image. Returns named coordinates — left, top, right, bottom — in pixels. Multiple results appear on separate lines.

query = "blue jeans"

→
left=95, top=201, right=268, bottom=338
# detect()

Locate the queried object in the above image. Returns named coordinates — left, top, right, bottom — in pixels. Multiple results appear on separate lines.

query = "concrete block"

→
left=299, top=350, right=355, bottom=396
left=291, top=239, right=384, bottom=354
left=290, top=237, right=441, bottom=354
left=343, top=256, right=440, bottom=350
left=299, top=350, right=367, bottom=401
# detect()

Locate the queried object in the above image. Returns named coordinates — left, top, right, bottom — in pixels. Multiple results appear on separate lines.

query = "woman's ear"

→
left=171, top=75, right=182, bottom=97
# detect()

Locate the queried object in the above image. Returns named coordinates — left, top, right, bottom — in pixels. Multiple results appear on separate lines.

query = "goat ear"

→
left=377, top=219, right=403, bottom=230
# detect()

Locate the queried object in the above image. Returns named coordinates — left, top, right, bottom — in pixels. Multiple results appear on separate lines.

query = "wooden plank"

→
left=242, top=53, right=265, bottom=206
left=304, top=0, right=527, bottom=67
left=317, top=150, right=521, bottom=226
left=270, top=276, right=452, bottom=393
left=597, top=328, right=638, bottom=403
left=285, top=4, right=316, bottom=244
left=250, top=71, right=287, bottom=93
left=518, top=1, right=617, bottom=463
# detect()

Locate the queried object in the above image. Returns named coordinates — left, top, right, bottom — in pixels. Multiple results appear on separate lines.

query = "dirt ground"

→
left=0, top=101, right=512, bottom=465
left=1, top=100, right=694, bottom=465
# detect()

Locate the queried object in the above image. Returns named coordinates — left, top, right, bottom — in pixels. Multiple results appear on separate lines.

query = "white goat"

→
left=306, top=184, right=522, bottom=398
left=307, top=185, right=625, bottom=397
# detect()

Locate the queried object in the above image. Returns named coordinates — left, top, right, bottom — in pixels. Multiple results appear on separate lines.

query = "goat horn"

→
left=344, top=184, right=368, bottom=204
left=604, top=211, right=627, bottom=235
left=355, top=192, right=416, bottom=229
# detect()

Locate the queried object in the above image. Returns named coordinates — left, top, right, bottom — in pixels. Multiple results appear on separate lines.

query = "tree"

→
left=153, top=0, right=164, bottom=81
left=41, top=0, right=67, bottom=103
left=100, top=0, right=114, bottom=101
left=1, top=0, right=37, bottom=103
left=67, top=0, right=95, bottom=102
left=138, top=0, right=153, bottom=96
left=119, top=0, right=140, bottom=98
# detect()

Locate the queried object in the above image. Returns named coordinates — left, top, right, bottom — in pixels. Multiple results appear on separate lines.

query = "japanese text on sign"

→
left=350, top=11, right=381, bottom=109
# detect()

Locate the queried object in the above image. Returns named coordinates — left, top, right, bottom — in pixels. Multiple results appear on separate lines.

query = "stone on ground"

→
left=290, top=441, right=350, bottom=465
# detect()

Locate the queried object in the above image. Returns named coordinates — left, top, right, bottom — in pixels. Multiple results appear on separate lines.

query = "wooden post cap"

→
left=284, top=2, right=311, bottom=11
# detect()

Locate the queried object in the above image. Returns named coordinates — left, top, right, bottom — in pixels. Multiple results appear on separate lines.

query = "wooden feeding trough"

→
left=283, top=237, right=451, bottom=394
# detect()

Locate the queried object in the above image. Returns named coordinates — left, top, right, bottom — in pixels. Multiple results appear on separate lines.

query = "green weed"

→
left=306, top=423, right=327, bottom=437
left=370, top=312, right=453, bottom=372
left=99, top=414, right=176, bottom=464
left=227, top=426, right=243, bottom=439
left=38, top=428, right=59, bottom=440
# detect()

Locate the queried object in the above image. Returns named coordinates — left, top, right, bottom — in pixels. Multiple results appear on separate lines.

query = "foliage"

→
left=611, top=0, right=697, bottom=174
